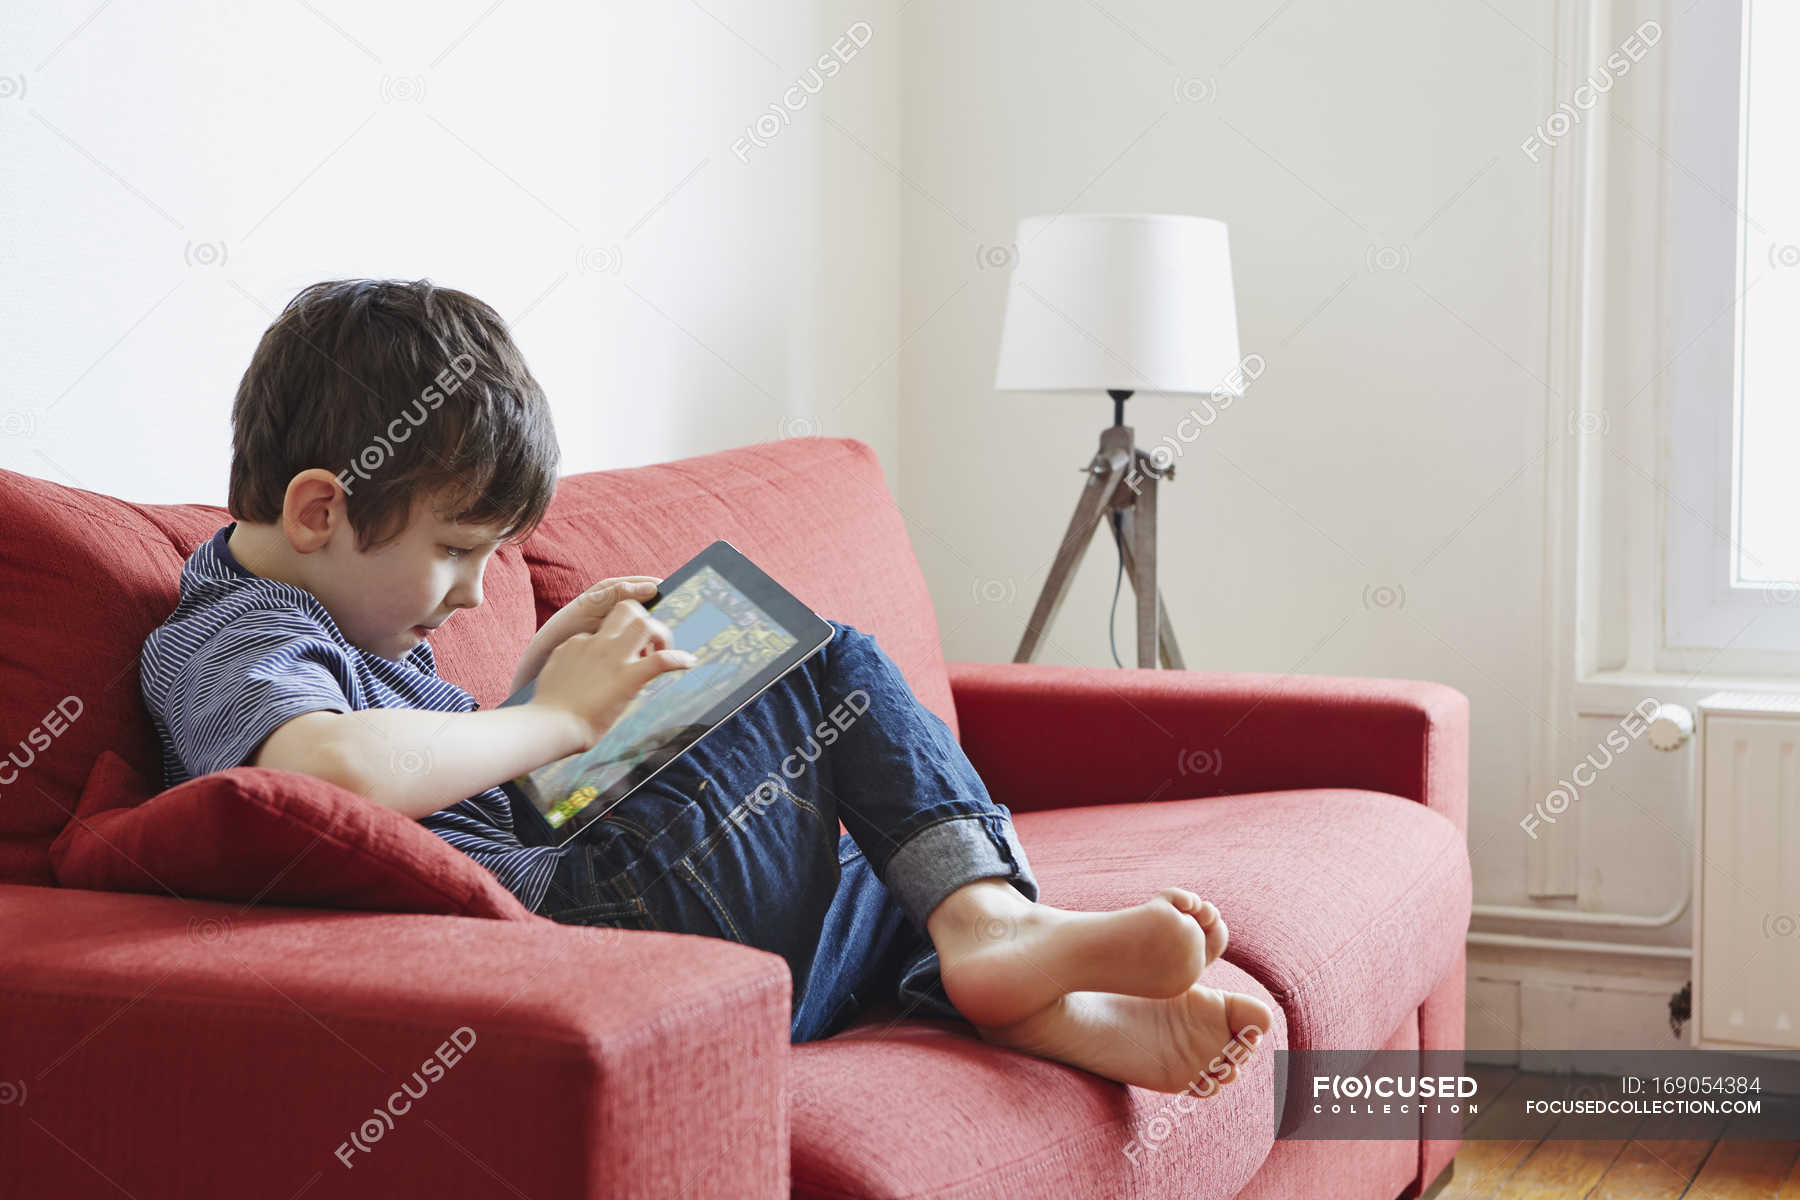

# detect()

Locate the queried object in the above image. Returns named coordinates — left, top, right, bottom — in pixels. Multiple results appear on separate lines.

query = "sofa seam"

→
left=0, top=969, right=788, bottom=1055
left=1422, top=705, right=1436, bottom=820
left=1421, top=688, right=1468, bottom=832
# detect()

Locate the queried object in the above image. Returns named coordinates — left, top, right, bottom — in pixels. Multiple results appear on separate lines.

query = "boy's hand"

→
left=526, top=597, right=698, bottom=747
left=511, top=576, right=666, bottom=694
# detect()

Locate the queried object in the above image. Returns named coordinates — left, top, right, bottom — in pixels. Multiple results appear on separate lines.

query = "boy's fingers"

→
left=582, top=574, right=653, bottom=587
left=618, top=608, right=671, bottom=654
left=603, top=579, right=660, bottom=600
left=576, top=578, right=659, bottom=614
left=642, top=648, right=698, bottom=675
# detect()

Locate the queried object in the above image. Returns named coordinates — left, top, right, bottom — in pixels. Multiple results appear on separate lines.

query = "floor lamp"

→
left=992, top=213, right=1246, bottom=669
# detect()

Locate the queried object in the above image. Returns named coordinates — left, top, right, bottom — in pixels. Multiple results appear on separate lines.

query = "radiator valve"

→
left=1647, top=702, right=1694, bottom=751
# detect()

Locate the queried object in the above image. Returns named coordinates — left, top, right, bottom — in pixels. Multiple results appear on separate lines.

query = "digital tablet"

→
left=496, top=540, right=834, bottom=846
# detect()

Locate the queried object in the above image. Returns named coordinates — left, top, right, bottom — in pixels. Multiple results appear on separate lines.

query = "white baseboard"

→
left=1466, top=939, right=1691, bottom=1064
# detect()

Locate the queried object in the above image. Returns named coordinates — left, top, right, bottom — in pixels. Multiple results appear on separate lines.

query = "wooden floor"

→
left=1439, top=1067, right=1800, bottom=1199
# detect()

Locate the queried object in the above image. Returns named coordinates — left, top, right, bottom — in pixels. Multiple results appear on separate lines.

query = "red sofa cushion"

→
left=1017, top=789, right=1472, bottom=1056
left=47, top=750, right=533, bottom=919
left=520, top=437, right=959, bottom=738
left=794, top=958, right=1286, bottom=1199
left=0, top=467, right=540, bottom=886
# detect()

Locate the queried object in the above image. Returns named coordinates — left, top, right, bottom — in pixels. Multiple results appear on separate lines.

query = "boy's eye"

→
left=443, top=545, right=473, bottom=559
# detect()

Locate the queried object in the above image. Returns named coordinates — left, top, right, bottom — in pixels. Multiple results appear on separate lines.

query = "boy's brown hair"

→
left=227, top=278, right=560, bottom=554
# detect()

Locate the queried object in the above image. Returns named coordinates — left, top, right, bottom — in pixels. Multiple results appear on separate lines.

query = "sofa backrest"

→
left=518, top=436, right=958, bottom=737
left=0, top=472, right=540, bottom=886
left=0, top=436, right=954, bottom=887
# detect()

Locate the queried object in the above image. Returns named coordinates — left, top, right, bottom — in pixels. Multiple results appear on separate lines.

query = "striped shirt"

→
left=140, top=523, right=563, bottom=912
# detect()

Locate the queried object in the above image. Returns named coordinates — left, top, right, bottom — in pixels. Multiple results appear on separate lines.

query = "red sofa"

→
left=0, top=436, right=1471, bottom=1198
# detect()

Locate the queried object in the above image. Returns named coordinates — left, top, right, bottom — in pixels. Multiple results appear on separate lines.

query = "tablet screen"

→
left=508, top=564, right=802, bottom=831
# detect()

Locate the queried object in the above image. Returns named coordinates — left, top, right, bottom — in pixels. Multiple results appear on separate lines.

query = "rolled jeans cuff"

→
left=882, top=809, right=1039, bottom=932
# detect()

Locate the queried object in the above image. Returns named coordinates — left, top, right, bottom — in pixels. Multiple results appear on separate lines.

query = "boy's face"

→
left=312, top=489, right=509, bottom=663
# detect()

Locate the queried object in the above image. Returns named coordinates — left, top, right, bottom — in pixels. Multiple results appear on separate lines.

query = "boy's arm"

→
left=254, top=703, right=588, bottom=821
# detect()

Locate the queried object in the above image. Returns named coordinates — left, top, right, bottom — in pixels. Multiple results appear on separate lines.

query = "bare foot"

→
left=929, top=885, right=1223, bottom=1028
left=971, top=982, right=1273, bottom=1095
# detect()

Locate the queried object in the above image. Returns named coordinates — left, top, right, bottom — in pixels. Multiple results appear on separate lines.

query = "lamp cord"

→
left=1107, top=509, right=1126, bottom=668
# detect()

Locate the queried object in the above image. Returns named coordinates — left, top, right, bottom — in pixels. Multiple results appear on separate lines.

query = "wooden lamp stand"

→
left=1013, top=389, right=1184, bottom=669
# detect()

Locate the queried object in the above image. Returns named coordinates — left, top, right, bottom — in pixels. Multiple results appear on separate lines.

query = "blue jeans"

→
left=519, top=620, right=1040, bottom=1043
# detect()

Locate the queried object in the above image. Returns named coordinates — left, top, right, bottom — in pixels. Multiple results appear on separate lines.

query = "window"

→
left=1664, top=0, right=1800, bottom=663
left=1733, top=1, right=1800, bottom=587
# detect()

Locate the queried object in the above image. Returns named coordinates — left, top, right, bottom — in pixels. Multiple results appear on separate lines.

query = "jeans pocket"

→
left=591, top=778, right=708, bottom=854
left=541, top=850, right=656, bottom=929
left=671, top=854, right=752, bottom=945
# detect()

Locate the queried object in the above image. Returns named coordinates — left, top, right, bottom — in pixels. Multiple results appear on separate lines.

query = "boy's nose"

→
left=449, top=577, right=483, bottom=610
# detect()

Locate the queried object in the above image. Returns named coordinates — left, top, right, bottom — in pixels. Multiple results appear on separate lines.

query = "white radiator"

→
left=1694, top=691, right=1800, bottom=1050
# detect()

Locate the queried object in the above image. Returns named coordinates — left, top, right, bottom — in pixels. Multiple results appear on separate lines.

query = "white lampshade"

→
left=993, top=213, right=1244, bottom=396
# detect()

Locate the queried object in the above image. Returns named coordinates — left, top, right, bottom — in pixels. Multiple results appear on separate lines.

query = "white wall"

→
left=0, top=1, right=900, bottom=498
left=897, top=1, right=1557, bottom=914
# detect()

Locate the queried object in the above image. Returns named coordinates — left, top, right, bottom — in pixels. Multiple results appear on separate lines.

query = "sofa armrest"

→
left=947, top=661, right=1469, bottom=833
left=0, top=884, right=790, bottom=1199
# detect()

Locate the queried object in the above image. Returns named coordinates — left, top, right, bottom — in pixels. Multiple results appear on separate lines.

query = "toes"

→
left=1155, top=891, right=1233, bottom=975
left=1204, top=911, right=1230, bottom=964
left=1226, top=992, right=1274, bottom=1048
left=1158, top=887, right=1204, bottom=915
left=1161, top=890, right=1221, bottom=932
left=1165, top=893, right=1230, bottom=966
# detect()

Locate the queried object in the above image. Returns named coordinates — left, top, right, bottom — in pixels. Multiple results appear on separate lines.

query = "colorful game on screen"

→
left=510, top=565, right=800, bottom=829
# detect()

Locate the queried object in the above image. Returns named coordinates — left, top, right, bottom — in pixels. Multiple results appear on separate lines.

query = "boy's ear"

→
left=280, top=469, right=348, bottom=553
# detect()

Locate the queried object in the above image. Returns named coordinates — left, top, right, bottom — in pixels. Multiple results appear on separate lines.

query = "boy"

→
left=141, top=277, right=1272, bottom=1093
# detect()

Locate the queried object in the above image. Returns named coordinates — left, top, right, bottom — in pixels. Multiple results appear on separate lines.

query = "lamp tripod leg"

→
left=1109, top=488, right=1185, bottom=670
left=1133, top=468, right=1158, bottom=667
left=1013, top=438, right=1132, bottom=664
